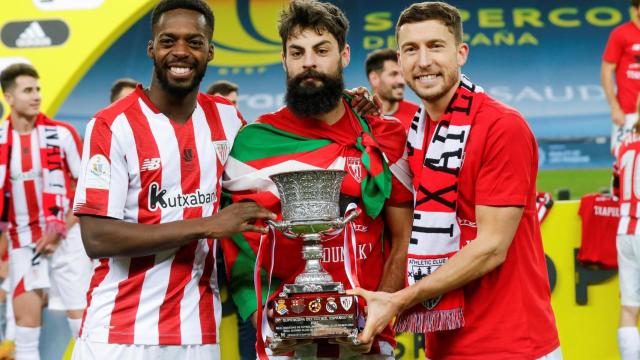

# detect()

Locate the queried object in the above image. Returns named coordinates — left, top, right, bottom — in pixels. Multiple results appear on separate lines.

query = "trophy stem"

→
left=294, top=233, right=334, bottom=285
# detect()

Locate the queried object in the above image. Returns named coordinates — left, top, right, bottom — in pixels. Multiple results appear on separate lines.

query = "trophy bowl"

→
left=269, top=169, right=345, bottom=234
left=266, top=169, right=361, bottom=346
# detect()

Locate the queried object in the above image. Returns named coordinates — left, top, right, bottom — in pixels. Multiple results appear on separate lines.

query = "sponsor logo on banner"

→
left=291, top=298, right=305, bottom=314
left=86, top=154, right=110, bottom=190
left=340, top=296, right=353, bottom=311
left=213, top=140, right=229, bottom=164
left=275, top=299, right=288, bottom=315
left=326, top=297, right=337, bottom=313
left=346, top=157, right=362, bottom=183
left=1, top=20, right=69, bottom=48
left=308, top=298, right=322, bottom=313
left=33, top=0, right=104, bottom=11
left=148, top=183, right=216, bottom=211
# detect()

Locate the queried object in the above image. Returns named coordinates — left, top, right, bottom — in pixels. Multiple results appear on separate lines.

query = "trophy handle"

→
left=332, top=209, right=361, bottom=229
left=266, top=220, right=297, bottom=238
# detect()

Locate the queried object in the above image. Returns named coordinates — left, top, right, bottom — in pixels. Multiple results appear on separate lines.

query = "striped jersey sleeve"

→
left=73, top=116, right=129, bottom=219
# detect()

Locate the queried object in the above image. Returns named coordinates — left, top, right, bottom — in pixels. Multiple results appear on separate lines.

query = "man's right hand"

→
left=612, top=106, right=625, bottom=126
left=205, top=202, right=276, bottom=239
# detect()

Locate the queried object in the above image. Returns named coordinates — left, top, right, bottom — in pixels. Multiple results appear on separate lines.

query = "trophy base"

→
left=271, top=289, right=360, bottom=344
left=283, top=282, right=344, bottom=294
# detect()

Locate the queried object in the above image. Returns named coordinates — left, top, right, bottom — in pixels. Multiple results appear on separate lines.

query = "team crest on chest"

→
left=213, top=140, right=229, bottom=164
left=346, top=157, right=362, bottom=183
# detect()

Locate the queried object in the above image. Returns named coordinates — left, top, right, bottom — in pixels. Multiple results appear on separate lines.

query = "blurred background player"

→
left=0, top=63, right=89, bottom=360
left=206, top=80, right=238, bottom=106
left=601, top=0, right=640, bottom=152
left=612, top=102, right=640, bottom=360
left=365, top=48, right=418, bottom=130
left=109, top=78, right=138, bottom=103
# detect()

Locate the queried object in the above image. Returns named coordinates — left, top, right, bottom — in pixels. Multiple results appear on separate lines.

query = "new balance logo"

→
left=16, top=22, right=51, bottom=47
left=141, top=158, right=161, bottom=172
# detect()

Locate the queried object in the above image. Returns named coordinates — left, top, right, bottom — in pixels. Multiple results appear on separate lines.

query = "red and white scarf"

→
left=396, top=76, right=485, bottom=333
left=0, top=114, right=67, bottom=236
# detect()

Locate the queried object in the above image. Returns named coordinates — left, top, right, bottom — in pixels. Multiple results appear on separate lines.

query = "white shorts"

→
left=48, top=224, right=93, bottom=311
left=617, top=234, right=640, bottom=306
left=611, top=113, right=638, bottom=152
left=537, top=347, right=563, bottom=360
left=8, top=244, right=51, bottom=296
left=71, top=338, right=220, bottom=360
left=9, top=224, right=93, bottom=311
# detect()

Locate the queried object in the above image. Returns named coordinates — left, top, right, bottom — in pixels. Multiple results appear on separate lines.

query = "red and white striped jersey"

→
left=73, top=86, right=244, bottom=345
left=616, top=132, right=640, bottom=235
left=6, top=119, right=82, bottom=249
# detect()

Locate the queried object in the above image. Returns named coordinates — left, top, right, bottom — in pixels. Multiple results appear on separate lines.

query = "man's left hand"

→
left=344, top=87, right=382, bottom=117
left=35, top=232, right=62, bottom=255
left=328, top=335, right=373, bottom=354
left=347, top=288, right=401, bottom=346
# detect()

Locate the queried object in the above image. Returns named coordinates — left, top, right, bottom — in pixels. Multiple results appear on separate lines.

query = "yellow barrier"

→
left=215, top=201, right=622, bottom=359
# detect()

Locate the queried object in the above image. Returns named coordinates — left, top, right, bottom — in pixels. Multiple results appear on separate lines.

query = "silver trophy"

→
left=266, top=169, right=361, bottom=346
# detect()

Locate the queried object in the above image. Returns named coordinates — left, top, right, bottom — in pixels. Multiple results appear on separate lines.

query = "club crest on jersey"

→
left=340, top=296, right=353, bottom=311
left=422, top=295, right=442, bottom=310
left=291, top=298, right=305, bottom=314
left=346, top=157, right=362, bottom=183
left=275, top=299, right=288, bottom=315
left=213, top=140, right=229, bottom=164
left=86, top=154, right=110, bottom=189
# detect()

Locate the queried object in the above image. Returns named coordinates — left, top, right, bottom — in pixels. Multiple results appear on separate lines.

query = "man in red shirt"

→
left=365, top=48, right=419, bottom=131
left=351, top=2, right=561, bottom=359
left=613, top=123, right=640, bottom=359
left=602, top=0, right=640, bottom=152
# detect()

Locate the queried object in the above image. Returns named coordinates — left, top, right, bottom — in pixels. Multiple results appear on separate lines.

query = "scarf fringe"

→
left=394, top=308, right=464, bottom=333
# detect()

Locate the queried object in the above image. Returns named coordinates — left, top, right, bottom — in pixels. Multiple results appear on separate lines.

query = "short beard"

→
left=285, top=68, right=344, bottom=118
left=154, top=61, right=205, bottom=98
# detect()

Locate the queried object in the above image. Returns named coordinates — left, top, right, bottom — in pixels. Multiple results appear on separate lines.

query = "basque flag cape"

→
left=221, top=97, right=411, bottom=321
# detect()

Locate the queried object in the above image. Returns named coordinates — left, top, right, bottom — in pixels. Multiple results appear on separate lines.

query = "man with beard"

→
left=71, top=1, right=277, bottom=359
left=365, top=48, right=419, bottom=131
left=221, top=1, right=413, bottom=359
left=350, top=2, right=561, bottom=359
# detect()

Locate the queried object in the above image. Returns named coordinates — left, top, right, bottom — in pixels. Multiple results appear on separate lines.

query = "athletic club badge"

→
left=422, top=295, right=443, bottom=310
left=326, top=297, right=337, bottom=313
left=291, top=298, right=305, bottom=314
left=308, top=298, right=322, bottom=313
left=340, top=296, right=353, bottom=311
left=346, top=157, right=362, bottom=183
left=213, top=140, right=229, bottom=164
left=275, top=299, right=288, bottom=315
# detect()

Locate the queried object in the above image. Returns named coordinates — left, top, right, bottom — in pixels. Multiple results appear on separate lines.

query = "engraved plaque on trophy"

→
left=266, top=170, right=361, bottom=348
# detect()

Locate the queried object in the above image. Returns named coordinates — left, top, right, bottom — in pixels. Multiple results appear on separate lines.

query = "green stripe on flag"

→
left=230, top=123, right=331, bottom=163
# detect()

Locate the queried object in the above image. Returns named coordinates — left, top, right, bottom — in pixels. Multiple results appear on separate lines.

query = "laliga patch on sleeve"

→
left=85, top=154, right=110, bottom=189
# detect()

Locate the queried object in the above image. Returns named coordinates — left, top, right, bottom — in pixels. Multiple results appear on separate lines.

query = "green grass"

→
left=536, top=168, right=612, bottom=200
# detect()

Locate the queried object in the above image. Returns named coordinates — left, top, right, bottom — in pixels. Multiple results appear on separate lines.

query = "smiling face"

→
left=148, top=8, right=213, bottom=97
left=371, top=60, right=405, bottom=102
left=397, top=19, right=468, bottom=106
left=4, top=75, right=41, bottom=118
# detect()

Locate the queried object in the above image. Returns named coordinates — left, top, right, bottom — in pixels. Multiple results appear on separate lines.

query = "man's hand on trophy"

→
left=251, top=310, right=312, bottom=355
left=344, top=87, right=382, bottom=117
left=346, top=288, right=402, bottom=346
left=328, top=336, right=373, bottom=354
left=205, top=202, right=276, bottom=238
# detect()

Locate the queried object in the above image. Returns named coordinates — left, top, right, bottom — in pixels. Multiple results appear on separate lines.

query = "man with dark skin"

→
left=71, top=1, right=275, bottom=358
